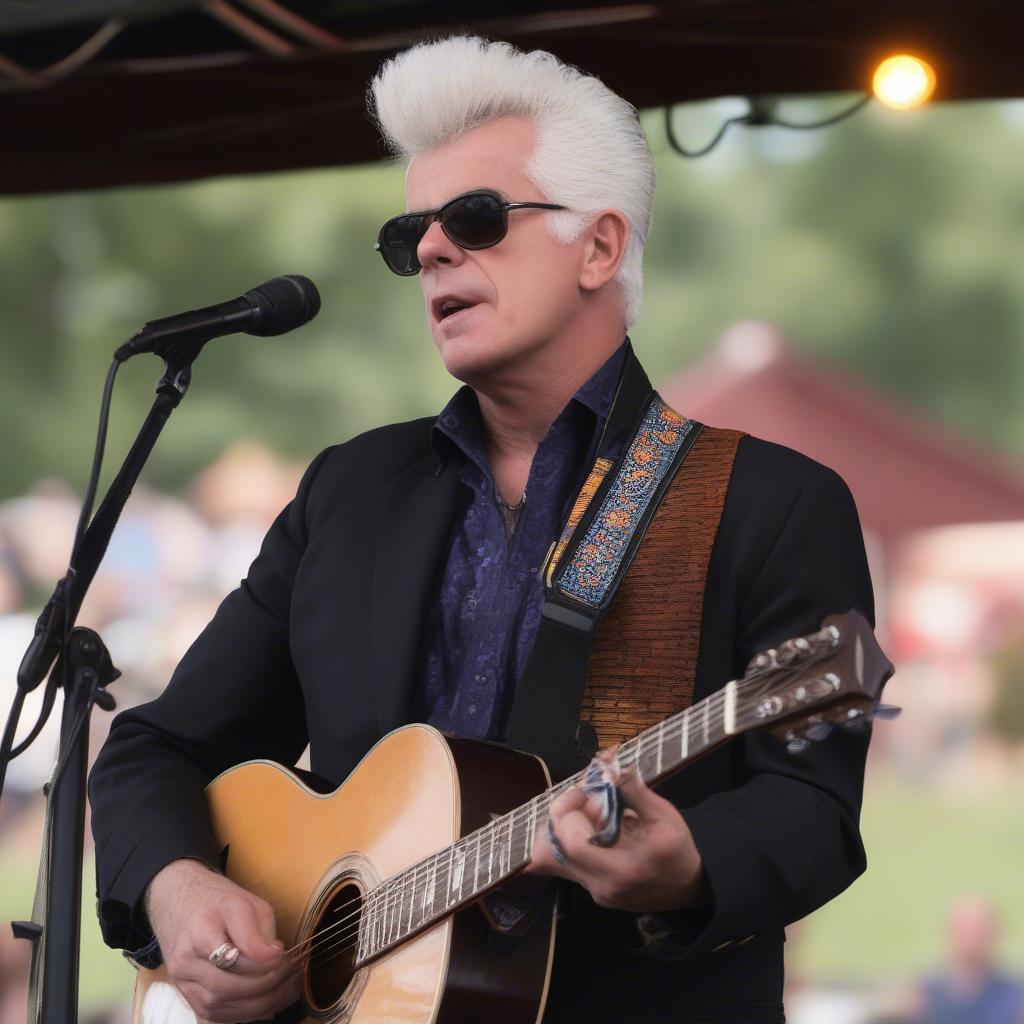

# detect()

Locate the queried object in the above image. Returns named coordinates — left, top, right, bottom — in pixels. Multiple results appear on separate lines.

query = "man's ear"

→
left=579, top=209, right=630, bottom=293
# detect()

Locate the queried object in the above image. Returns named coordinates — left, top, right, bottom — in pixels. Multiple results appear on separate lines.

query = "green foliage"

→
left=1, top=99, right=1023, bottom=498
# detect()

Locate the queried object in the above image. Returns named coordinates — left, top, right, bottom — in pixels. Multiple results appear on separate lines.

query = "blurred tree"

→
left=0, top=98, right=1022, bottom=499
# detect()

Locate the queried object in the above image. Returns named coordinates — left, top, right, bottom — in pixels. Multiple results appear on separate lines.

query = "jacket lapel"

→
left=371, top=454, right=462, bottom=734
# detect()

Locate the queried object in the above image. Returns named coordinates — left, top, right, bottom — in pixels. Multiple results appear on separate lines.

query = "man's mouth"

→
left=440, top=301, right=474, bottom=320
left=432, top=293, right=482, bottom=323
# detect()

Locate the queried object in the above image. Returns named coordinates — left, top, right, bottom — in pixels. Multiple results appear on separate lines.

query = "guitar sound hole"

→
left=306, top=881, right=362, bottom=1012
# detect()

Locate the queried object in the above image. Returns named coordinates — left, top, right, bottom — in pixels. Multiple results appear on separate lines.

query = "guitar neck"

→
left=354, top=613, right=889, bottom=967
left=355, top=683, right=743, bottom=964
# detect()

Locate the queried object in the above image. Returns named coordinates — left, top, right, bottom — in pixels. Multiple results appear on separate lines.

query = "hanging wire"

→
left=232, top=0, right=350, bottom=52
left=665, top=93, right=872, bottom=158
left=0, top=17, right=126, bottom=89
left=203, top=0, right=297, bottom=57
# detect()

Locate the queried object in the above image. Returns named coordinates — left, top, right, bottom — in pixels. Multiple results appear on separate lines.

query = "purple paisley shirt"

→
left=414, top=340, right=629, bottom=741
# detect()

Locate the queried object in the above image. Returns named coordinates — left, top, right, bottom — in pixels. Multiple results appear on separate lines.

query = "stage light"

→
left=872, top=55, right=937, bottom=110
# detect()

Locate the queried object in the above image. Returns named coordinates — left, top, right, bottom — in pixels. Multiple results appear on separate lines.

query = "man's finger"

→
left=222, top=897, right=285, bottom=965
left=550, top=786, right=587, bottom=817
left=556, top=808, right=615, bottom=869
left=616, top=768, right=670, bottom=819
left=211, top=970, right=302, bottom=1024
left=177, top=944, right=295, bottom=1013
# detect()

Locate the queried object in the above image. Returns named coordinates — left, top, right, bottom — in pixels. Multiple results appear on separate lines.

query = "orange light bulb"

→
left=872, top=55, right=937, bottom=110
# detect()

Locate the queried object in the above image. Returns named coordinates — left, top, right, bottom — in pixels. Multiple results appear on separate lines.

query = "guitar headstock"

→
left=738, top=610, right=898, bottom=752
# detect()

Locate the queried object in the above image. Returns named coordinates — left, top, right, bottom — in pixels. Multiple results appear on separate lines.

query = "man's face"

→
left=404, top=116, right=585, bottom=385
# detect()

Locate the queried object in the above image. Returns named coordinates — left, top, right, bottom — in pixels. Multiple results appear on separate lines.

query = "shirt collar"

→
left=431, top=336, right=631, bottom=470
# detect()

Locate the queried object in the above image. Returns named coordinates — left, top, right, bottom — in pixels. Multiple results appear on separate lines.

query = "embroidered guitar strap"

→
left=503, top=395, right=744, bottom=780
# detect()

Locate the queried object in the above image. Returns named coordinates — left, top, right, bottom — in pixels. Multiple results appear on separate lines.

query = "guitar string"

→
left=281, top=640, right=838, bottom=964
left=283, top=664, right=823, bottom=968
left=284, top=785, right=562, bottom=963
left=283, top=692, right=744, bottom=962
left=291, top=712, right=768, bottom=974
left=289, top=697, right=784, bottom=969
left=287, top=667, right=832, bottom=972
left=281, top=774, right=557, bottom=958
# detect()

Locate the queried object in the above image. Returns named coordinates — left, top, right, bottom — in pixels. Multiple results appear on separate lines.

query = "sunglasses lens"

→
left=379, top=214, right=426, bottom=275
left=442, top=193, right=506, bottom=248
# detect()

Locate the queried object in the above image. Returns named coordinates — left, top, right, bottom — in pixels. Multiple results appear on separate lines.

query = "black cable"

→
left=71, top=359, right=120, bottom=565
left=665, top=93, right=872, bottom=158
left=0, top=689, right=26, bottom=804
left=664, top=106, right=751, bottom=159
left=771, top=94, right=872, bottom=130
left=8, top=677, right=57, bottom=761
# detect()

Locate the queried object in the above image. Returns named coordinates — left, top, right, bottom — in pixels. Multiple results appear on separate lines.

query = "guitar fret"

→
left=527, top=800, right=537, bottom=861
left=387, top=883, right=398, bottom=945
left=363, top=897, right=371, bottom=957
left=473, top=830, right=481, bottom=892
left=642, top=732, right=656, bottom=781
left=724, top=680, right=737, bottom=735
left=703, top=699, right=710, bottom=745
left=451, top=844, right=465, bottom=901
left=656, top=720, right=664, bottom=776
left=498, top=815, right=509, bottom=876
left=424, top=856, right=437, bottom=918
left=406, top=874, right=414, bottom=935
left=681, top=708, right=689, bottom=761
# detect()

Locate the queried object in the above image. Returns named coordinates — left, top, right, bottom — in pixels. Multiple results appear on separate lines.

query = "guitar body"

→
left=131, top=724, right=557, bottom=1024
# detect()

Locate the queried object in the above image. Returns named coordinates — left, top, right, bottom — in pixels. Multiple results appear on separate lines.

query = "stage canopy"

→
left=2, top=0, right=1023, bottom=195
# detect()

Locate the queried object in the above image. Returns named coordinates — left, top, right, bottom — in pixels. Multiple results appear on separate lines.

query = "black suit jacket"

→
left=89, top=347, right=874, bottom=1024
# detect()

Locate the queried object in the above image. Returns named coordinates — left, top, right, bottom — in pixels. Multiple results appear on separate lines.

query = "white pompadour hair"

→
left=367, top=35, right=655, bottom=327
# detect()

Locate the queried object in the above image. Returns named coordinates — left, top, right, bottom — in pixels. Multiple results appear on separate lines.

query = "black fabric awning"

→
left=3, top=1, right=1022, bottom=195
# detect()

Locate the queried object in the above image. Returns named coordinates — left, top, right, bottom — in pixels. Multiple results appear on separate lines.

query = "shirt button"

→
left=441, top=414, right=458, bottom=429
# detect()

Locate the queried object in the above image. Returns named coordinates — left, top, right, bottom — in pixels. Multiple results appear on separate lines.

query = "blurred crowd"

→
left=0, top=442, right=305, bottom=799
left=785, top=896, right=1024, bottom=1024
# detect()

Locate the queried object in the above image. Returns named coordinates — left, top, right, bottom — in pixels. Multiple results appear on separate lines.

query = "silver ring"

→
left=208, top=941, right=240, bottom=971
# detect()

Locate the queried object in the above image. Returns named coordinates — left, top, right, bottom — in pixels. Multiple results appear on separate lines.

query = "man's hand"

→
left=524, top=770, right=709, bottom=913
left=146, top=858, right=299, bottom=1023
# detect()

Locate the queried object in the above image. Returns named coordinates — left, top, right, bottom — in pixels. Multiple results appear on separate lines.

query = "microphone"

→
left=114, top=274, right=320, bottom=362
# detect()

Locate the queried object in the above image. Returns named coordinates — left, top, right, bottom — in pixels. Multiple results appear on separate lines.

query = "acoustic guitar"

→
left=132, top=610, right=895, bottom=1024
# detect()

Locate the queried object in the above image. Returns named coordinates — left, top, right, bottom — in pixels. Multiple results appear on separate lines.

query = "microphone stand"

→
left=9, top=345, right=200, bottom=1024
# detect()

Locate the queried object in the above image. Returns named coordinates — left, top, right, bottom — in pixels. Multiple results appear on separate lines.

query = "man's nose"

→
left=417, top=219, right=464, bottom=271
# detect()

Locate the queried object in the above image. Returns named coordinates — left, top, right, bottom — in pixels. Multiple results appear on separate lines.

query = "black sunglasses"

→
left=374, top=189, right=567, bottom=276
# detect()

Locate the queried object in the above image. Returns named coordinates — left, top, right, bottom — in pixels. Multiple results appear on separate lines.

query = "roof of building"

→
left=659, top=322, right=1024, bottom=544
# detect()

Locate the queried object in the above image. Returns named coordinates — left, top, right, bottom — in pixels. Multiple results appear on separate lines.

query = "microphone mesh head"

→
left=244, top=275, right=321, bottom=336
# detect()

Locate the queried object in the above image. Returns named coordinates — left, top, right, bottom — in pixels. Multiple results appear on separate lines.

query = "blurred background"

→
left=2, top=18, right=1024, bottom=1024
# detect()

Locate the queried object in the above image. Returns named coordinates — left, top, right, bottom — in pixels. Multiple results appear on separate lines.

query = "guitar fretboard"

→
left=355, top=681, right=751, bottom=964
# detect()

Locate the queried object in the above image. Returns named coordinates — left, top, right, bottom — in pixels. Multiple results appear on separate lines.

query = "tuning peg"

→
left=842, top=707, right=867, bottom=729
left=805, top=722, right=833, bottom=741
left=786, top=737, right=810, bottom=754
left=873, top=704, right=902, bottom=721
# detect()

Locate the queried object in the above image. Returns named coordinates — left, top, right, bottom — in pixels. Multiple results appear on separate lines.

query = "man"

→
left=89, top=35, right=875, bottom=1024
left=914, top=897, right=1024, bottom=1024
